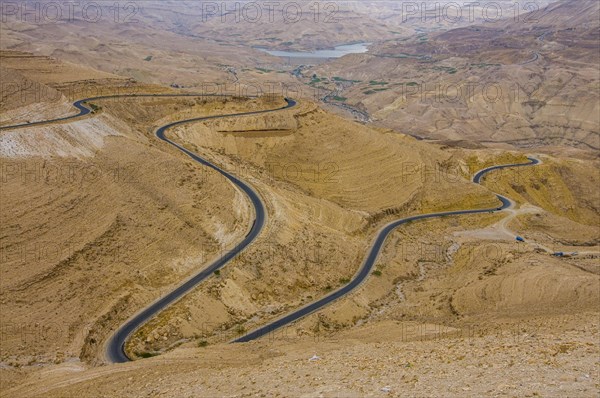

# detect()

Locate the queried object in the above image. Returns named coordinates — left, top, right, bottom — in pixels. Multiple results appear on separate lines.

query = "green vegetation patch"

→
left=255, top=67, right=273, bottom=73
left=470, top=63, right=501, bottom=68
left=309, top=74, right=327, bottom=85
left=433, top=66, right=457, bottom=74
left=333, top=76, right=361, bottom=83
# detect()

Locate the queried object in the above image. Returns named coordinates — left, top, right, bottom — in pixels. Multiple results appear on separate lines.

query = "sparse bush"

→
left=87, top=103, right=102, bottom=113
left=137, top=351, right=159, bottom=358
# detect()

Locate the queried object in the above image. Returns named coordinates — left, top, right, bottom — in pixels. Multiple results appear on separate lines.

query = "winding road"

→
left=1, top=93, right=295, bottom=363
left=235, top=157, right=540, bottom=342
left=0, top=93, right=270, bottom=131
left=1, top=94, right=540, bottom=363
left=106, top=97, right=296, bottom=363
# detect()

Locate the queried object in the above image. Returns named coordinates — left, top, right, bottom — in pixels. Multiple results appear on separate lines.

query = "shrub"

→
left=137, top=351, right=159, bottom=358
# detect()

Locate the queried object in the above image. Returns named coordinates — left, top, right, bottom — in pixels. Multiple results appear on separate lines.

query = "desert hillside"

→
left=304, top=0, right=599, bottom=153
left=0, top=1, right=598, bottom=397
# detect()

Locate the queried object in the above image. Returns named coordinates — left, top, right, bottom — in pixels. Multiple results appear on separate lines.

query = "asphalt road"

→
left=234, top=157, right=539, bottom=343
left=0, top=93, right=295, bottom=363
left=0, top=94, right=265, bottom=131
left=105, top=97, right=296, bottom=363
left=0, top=99, right=92, bottom=130
left=2, top=95, right=539, bottom=360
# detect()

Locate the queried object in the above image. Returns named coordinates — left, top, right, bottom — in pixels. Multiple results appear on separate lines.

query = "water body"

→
left=258, top=42, right=370, bottom=58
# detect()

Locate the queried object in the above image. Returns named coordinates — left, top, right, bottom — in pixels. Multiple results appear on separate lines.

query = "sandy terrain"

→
left=1, top=2, right=598, bottom=396
left=2, top=312, right=598, bottom=397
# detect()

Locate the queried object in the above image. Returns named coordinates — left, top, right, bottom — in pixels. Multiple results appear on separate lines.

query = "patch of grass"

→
left=198, top=340, right=208, bottom=347
left=333, top=76, right=361, bottom=83
left=433, top=66, right=457, bottom=74
left=214, top=269, right=221, bottom=276
left=369, top=80, right=388, bottom=86
left=383, top=52, right=428, bottom=60
left=144, top=55, right=153, bottom=61
left=372, top=270, right=382, bottom=277
left=406, top=82, right=419, bottom=86
left=310, top=75, right=325, bottom=84
left=339, top=278, right=350, bottom=284
left=331, top=96, right=347, bottom=102
left=255, top=67, right=272, bottom=73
